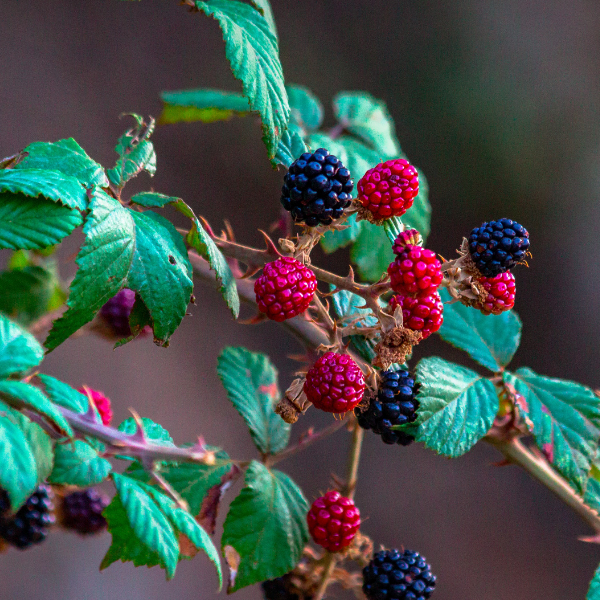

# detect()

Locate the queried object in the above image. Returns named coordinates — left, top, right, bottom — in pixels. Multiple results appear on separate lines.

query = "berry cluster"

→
left=281, top=148, right=353, bottom=227
left=356, top=370, right=418, bottom=446
left=306, top=490, right=360, bottom=552
left=61, top=489, right=108, bottom=535
left=363, top=549, right=436, bottom=600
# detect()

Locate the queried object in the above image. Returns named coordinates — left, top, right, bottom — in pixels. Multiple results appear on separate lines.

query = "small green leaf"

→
left=118, top=417, right=174, bottom=446
left=406, top=357, right=499, bottom=457
left=0, top=169, right=87, bottom=211
left=272, top=125, right=308, bottom=169
left=0, top=313, right=43, bottom=377
left=0, top=193, right=83, bottom=250
left=287, top=84, right=323, bottom=132
left=222, top=461, right=308, bottom=591
left=504, top=368, right=600, bottom=494
left=438, top=288, right=522, bottom=371
left=15, top=138, right=108, bottom=188
left=130, top=192, right=181, bottom=208
left=195, top=0, right=289, bottom=158
left=588, top=563, right=600, bottom=600
left=160, top=88, right=251, bottom=125
left=333, top=92, right=401, bottom=158
left=0, top=380, right=72, bottom=436
left=37, top=374, right=89, bottom=414
left=350, top=221, right=394, bottom=282
left=217, top=347, right=289, bottom=454
left=49, top=439, right=111, bottom=486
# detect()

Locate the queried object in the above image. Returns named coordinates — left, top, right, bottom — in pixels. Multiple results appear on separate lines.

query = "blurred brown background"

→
left=2, top=0, right=600, bottom=598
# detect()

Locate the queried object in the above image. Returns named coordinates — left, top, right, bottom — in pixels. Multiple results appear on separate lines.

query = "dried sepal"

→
left=373, top=327, right=422, bottom=369
left=276, top=377, right=311, bottom=424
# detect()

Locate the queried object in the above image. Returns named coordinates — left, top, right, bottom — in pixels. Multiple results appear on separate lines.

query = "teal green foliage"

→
left=0, top=312, right=43, bottom=377
left=588, top=564, right=600, bottom=600
left=160, top=89, right=251, bottom=124
left=49, top=439, right=111, bottom=486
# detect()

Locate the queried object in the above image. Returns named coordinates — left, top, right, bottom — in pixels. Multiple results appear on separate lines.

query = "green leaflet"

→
left=0, top=193, right=83, bottom=250
left=0, top=169, right=87, bottom=211
left=49, top=439, right=111, bottom=486
left=0, top=380, right=72, bottom=437
left=287, top=84, right=323, bottom=132
left=272, top=124, right=308, bottom=169
left=160, top=88, right=251, bottom=125
left=333, top=91, right=401, bottom=158
left=14, top=138, right=108, bottom=188
left=37, top=374, right=90, bottom=414
left=130, top=192, right=181, bottom=208
left=503, top=368, right=600, bottom=494
left=350, top=221, right=394, bottom=282
left=588, top=564, right=600, bottom=600
left=321, top=212, right=363, bottom=253
left=217, top=347, right=289, bottom=454
left=222, top=461, right=308, bottom=591
left=195, top=0, right=289, bottom=159
left=250, top=0, right=277, bottom=39
left=438, top=288, right=522, bottom=372
left=118, top=417, right=174, bottom=446
left=404, top=357, right=499, bottom=457
left=0, top=313, right=43, bottom=378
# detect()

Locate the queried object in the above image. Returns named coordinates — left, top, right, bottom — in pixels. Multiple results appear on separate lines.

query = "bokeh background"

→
left=2, top=1, right=600, bottom=598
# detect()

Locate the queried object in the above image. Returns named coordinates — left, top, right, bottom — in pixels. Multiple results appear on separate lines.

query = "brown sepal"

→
left=374, top=327, right=422, bottom=369
left=276, top=377, right=312, bottom=424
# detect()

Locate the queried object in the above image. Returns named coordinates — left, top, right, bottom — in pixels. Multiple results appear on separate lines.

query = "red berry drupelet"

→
left=307, top=490, right=360, bottom=552
left=389, top=292, right=443, bottom=340
left=61, top=489, right=108, bottom=535
left=255, top=257, right=317, bottom=322
left=357, top=159, right=419, bottom=221
left=392, top=229, right=423, bottom=255
left=303, top=352, right=366, bottom=413
left=363, top=549, right=436, bottom=600
left=388, top=245, right=442, bottom=298
left=79, top=387, right=113, bottom=426
left=475, top=272, right=516, bottom=315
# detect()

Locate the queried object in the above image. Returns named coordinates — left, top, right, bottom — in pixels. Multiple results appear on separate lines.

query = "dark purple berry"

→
left=62, top=488, right=108, bottom=535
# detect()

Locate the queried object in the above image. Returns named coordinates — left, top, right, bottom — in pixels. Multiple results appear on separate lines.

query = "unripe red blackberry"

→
left=306, top=490, right=360, bottom=552
left=476, top=272, right=516, bottom=315
left=281, top=148, right=353, bottom=227
left=468, top=218, right=530, bottom=277
left=61, top=488, right=108, bottom=535
left=363, top=549, right=436, bottom=600
left=99, top=288, right=136, bottom=336
left=0, top=485, right=55, bottom=549
left=392, top=229, right=423, bottom=255
left=303, top=352, right=365, bottom=413
left=79, top=387, right=113, bottom=426
left=389, top=292, right=443, bottom=340
left=254, top=257, right=317, bottom=322
left=357, top=159, right=418, bottom=221
left=388, top=245, right=442, bottom=298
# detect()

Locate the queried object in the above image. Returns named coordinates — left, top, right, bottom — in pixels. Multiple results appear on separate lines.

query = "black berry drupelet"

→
left=261, top=574, right=312, bottom=600
left=281, top=148, right=353, bottom=227
left=355, top=370, right=418, bottom=446
left=363, top=549, right=436, bottom=600
left=468, top=218, right=530, bottom=277
left=61, top=488, right=108, bottom=535
left=0, top=485, right=55, bottom=549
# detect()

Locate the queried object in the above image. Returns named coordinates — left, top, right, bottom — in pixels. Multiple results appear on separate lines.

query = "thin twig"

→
left=343, top=421, right=364, bottom=500
left=313, top=553, right=338, bottom=600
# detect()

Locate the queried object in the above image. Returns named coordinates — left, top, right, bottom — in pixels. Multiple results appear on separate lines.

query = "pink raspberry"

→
left=388, top=245, right=443, bottom=298
left=357, top=159, right=419, bottom=220
left=306, top=490, right=360, bottom=552
left=304, top=352, right=365, bottom=413
left=476, top=272, right=516, bottom=315
left=254, top=257, right=317, bottom=322
left=79, top=387, right=113, bottom=426
left=389, top=292, right=444, bottom=340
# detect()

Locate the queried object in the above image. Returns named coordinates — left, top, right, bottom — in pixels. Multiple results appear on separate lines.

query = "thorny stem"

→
left=343, top=421, right=364, bottom=501
left=313, top=554, right=338, bottom=600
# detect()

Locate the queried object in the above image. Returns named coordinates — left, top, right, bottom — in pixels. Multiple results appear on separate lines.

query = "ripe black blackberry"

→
left=281, top=148, right=353, bottom=227
left=468, top=218, right=530, bottom=277
left=355, top=370, right=418, bottom=446
left=261, top=574, right=312, bottom=600
left=363, top=549, right=436, bottom=600
left=0, top=485, right=55, bottom=549
left=61, top=488, right=108, bottom=535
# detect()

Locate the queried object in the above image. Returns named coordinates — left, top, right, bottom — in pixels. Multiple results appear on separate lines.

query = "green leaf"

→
left=45, top=190, right=135, bottom=350
left=0, top=265, right=58, bottom=326
left=0, top=169, right=86, bottom=211
left=588, top=564, right=600, bottom=600
left=101, top=475, right=179, bottom=579
left=402, top=169, right=431, bottom=241
left=272, top=125, right=308, bottom=169
left=49, top=439, right=111, bottom=486
left=107, top=116, right=157, bottom=187
left=503, top=368, right=600, bottom=494
left=333, top=92, right=401, bottom=158
left=383, top=217, right=404, bottom=245
left=118, top=417, right=174, bottom=446
left=37, top=374, right=89, bottom=414
left=321, top=212, right=363, bottom=253
left=15, top=138, right=108, bottom=188
left=406, top=357, right=499, bottom=457
left=217, top=347, right=289, bottom=454
left=250, top=0, right=277, bottom=39
left=222, top=461, right=308, bottom=591
left=194, top=0, right=289, bottom=158
left=0, top=380, right=72, bottom=436
left=287, top=84, right=323, bottom=132
left=130, top=192, right=181, bottom=208
left=160, top=88, right=250, bottom=124
left=0, top=193, right=83, bottom=250
left=350, top=221, right=394, bottom=282
left=438, top=288, right=522, bottom=372
left=0, top=313, right=43, bottom=377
